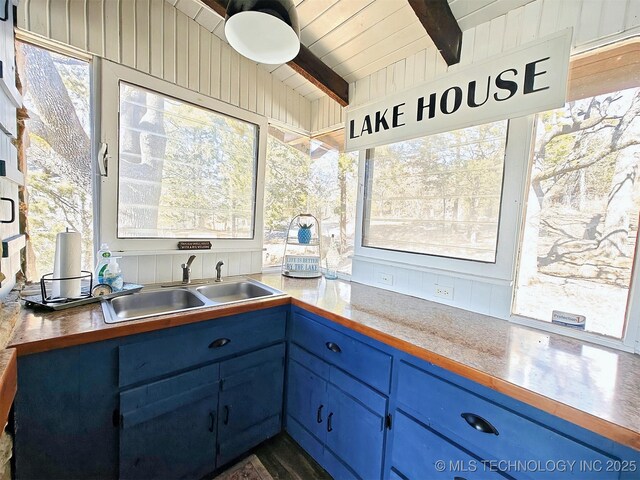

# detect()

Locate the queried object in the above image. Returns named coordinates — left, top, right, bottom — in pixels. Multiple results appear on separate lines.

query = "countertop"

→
left=6, top=274, right=640, bottom=450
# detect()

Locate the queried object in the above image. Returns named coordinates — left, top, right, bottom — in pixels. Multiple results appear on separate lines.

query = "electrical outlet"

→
left=378, top=272, right=394, bottom=286
left=434, top=285, right=453, bottom=299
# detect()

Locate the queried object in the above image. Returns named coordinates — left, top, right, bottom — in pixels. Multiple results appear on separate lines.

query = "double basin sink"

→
left=101, top=277, right=285, bottom=324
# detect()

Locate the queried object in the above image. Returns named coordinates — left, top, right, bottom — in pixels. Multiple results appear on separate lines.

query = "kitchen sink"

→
left=101, top=277, right=284, bottom=324
left=104, top=288, right=206, bottom=323
left=196, top=281, right=275, bottom=303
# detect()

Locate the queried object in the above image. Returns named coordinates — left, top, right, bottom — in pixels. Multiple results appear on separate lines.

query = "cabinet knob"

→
left=224, top=405, right=230, bottom=425
left=208, top=412, right=215, bottom=432
left=317, top=404, right=324, bottom=424
left=325, top=342, right=341, bottom=353
left=209, top=338, right=231, bottom=348
left=461, top=412, right=499, bottom=435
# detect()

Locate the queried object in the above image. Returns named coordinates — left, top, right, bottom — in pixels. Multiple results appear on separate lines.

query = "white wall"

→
left=18, top=0, right=311, bottom=131
left=346, top=0, right=640, bottom=321
left=17, top=0, right=314, bottom=283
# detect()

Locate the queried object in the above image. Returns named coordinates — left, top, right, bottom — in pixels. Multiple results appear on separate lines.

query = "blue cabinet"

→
left=217, top=343, right=286, bottom=465
left=14, top=306, right=288, bottom=480
left=391, top=411, right=509, bottom=480
left=392, top=355, right=640, bottom=480
left=287, top=318, right=389, bottom=480
left=119, top=364, right=220, bottom=480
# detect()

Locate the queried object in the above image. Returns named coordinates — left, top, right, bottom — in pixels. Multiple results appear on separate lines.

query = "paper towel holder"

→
left=40, top=271, right=93, bottom=303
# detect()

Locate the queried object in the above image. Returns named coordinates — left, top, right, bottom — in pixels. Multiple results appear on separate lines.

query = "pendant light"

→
left=225, top=0, right=300, bottom=65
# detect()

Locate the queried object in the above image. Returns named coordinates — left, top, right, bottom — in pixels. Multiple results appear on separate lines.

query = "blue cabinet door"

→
left=217, top=344, right=286, bottom=466
left=324, top=382, right=386, bottom=480
left=287, top=358, right=329, bottom=444
left=119, top=365, right=219, bottom=480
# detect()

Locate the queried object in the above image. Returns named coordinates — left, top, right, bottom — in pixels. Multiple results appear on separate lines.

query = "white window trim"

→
left=354, top=117, right=533, bottom=283
left=100, top=59, right=268, bottom=253
left=353, top=112, right=640, bottom=353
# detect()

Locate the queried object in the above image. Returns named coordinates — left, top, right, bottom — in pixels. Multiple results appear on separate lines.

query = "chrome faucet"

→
left=215, top=261, right=224, bottom=282
left=181, top=255, right=196, bottom=284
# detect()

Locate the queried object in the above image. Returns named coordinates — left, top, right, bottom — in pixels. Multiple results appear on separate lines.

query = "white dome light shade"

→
left=225, top=11, right=300, bottom=64
left=225, top=0, right=300, bottom=65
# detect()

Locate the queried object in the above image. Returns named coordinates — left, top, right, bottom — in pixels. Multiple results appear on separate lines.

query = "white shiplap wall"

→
left=313, top=0, right=640, bottom=133
left=343, top=0, right=640, bottom=320
left=17, top=0, right=313, bottom=283
left=17, top=0, right=311, bottom=131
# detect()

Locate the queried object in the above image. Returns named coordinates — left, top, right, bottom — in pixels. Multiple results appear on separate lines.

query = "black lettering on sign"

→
left=361, top=115, right=373, bottom=136
left=417, top=93, right=436, bottom=121
left=524, top=57, right=550, bottom=94
left=374, top=109, right=389, bottom=132
left=349, top=119, right=360, bottom=139
left=440, top=86, right=463, bottom=114
left=392, top=103, right=406, bottom=128
left=467, top=77, right=491, bottom=108
left=494, top=69, right=518, bottom=101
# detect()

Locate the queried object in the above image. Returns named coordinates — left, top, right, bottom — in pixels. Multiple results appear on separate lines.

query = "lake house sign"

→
left=345, top=29, right=573, bottom=152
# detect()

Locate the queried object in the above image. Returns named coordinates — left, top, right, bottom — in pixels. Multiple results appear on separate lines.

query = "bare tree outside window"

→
left=514, top=87, right=640, bottom=338
left=117, top=83, right=258, bottom=239
left=17, top=42, right=93, bottom=280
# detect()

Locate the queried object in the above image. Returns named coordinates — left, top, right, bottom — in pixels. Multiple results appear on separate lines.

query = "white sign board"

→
left=345, top=29, right=573, bottom=152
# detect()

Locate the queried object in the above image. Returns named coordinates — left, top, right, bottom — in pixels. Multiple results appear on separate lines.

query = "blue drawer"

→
left=392, top=411, right=508, bottom=480
left=290, top=311, right=392, bottom=393
left=119, top=308, right=286, bottom=387
left=396, top=360, right=620, bottom=479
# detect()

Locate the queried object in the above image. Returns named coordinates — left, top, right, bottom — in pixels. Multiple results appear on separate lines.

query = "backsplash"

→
left=351, top=256, right=512, bottom=320
left=117, top=251, right=264, bottom=285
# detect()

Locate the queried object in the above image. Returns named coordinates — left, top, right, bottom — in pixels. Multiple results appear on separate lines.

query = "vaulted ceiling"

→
left=169, top=0, right=535, bottom=104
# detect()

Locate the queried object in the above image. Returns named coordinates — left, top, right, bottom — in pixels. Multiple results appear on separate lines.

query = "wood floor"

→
left=251, top=433, right=332, bottom=480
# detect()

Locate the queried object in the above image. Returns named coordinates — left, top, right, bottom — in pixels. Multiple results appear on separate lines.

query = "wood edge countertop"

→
left=6, top=279, right=640, bottom=451
left=291, top=298, right=640, bottom=451
left=0, top=349, right=17, bottom=429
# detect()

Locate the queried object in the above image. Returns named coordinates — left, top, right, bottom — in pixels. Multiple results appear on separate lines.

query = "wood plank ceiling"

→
left=170, top=0, right=535, bottom=104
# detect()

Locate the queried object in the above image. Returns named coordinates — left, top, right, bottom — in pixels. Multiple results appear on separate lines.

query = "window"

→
left=514, top=40, right=640, bottom=339
left=117, top=82, right=258, bottom=239
left=100, top=62, right=266, bottom=251
left=18, top=41, right=93, bottom=280
left=264, top=126, right=358, bottom=273
left=362, top=121, right=507, bottom=262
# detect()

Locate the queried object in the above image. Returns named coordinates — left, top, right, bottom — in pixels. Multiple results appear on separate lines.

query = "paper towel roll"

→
left=53, top=230, right=82, bottom=299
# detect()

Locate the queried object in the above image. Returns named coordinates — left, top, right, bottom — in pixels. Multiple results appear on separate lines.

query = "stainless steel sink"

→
left=101, top=277, right=284, bottom=324
left=196, top=281, right=275, bottom=303
left=104, top=289, right=206, bottom=323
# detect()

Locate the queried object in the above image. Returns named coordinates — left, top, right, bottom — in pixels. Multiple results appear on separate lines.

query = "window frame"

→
left=354, top=117, right=533, bottom=283
left=510, top=102, right=640, bottom=353
left=100, top=60, right=267, bottom=252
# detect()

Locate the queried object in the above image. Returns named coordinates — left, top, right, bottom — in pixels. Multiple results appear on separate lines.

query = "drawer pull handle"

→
left=327, top=412, right=333, bottom=432
left=316, top=404, right=324, bottom=423
left=454, top=477, right=468, bottom=480
left=208, top=412, right=215, bottom=432
left=461, top=413, right=499, bottom=435
left=326, top=342, right=341, bottom=353
left=0, top=197, right=15, bottom=224
left=209, top=338, right=231, bottom=348
left=224, top=405, right=230, bottom=425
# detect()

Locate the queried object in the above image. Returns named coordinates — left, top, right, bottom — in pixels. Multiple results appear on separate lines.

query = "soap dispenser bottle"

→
left=94, top=243, right=111, bottom=284
left=103, top=257, right=124, bottom=292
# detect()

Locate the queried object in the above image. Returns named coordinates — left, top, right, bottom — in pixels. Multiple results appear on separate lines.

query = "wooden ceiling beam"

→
left=407, top=0, right=462, bottom=66
left=198, top=0, right=350, bottom=106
